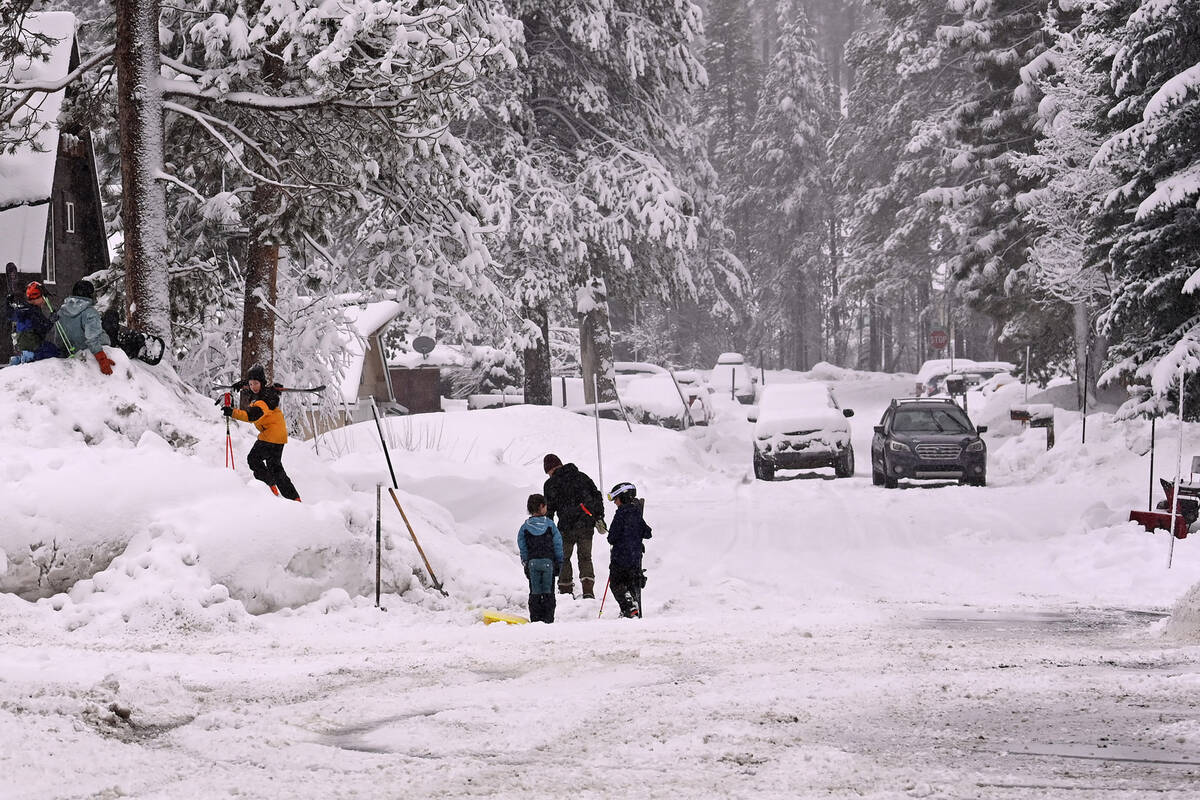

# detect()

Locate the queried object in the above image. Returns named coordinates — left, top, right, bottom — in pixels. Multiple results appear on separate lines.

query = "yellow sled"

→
left=482, top=609, right=529, bottom=625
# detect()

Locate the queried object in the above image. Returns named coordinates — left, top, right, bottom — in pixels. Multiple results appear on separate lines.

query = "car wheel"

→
left=882, top=459, right=898, bottom=488
left=834, top=446, right=854, bottom=478
left=871, top=466, right=883, bottom=486
left=753, top=452, right=774, bottom=481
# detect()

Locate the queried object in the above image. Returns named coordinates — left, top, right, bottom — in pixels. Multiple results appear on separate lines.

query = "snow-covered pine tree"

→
left=1096, top=0, right=1200, bottom=403
left=737, top=0, right=836, bottom=370
left=499, top=0, right=707, bottom=401
left=832, top=3, right=960, bottom=371
left=147, top=0, right=516, bottom=390
left=1012, top=1, right=1131, bottom=406
left=922, top=0, right=1065, bottom=358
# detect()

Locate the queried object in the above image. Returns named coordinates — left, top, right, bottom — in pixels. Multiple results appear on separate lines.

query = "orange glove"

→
left=95, top=350, right=115, bottom=375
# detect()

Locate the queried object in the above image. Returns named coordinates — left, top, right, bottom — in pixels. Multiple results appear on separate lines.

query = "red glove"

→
left=95, top=350, right=115, bottom=376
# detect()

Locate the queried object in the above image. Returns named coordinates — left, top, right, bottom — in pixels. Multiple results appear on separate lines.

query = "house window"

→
left=64, top=200, right=76, bottom=233
left=45, top=203, right=56, bottom=284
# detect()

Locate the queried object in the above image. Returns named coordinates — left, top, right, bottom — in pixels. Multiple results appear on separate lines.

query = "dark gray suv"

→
left=870, top=399, right=988, bottom=487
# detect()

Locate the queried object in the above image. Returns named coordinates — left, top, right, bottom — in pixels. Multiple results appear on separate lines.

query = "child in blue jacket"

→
left=518, top=494, right=564, bottom=623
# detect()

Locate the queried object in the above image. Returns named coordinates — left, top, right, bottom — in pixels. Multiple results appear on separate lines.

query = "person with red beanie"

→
left=542, top=453, right=604, bottom=598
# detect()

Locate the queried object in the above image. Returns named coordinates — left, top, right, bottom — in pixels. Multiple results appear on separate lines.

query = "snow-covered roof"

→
left=335, top=301, right=402, bottom=404
left=390, top=342, right=463, bottom=369
left=0, top=12, right=75, bottom=210
left=0, top=12, right=75, bottom=273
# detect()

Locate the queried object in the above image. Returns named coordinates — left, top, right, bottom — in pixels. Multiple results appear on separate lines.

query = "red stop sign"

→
left=930, top=329, right=949, bottom=350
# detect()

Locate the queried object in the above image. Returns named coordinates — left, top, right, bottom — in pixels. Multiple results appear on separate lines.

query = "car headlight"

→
left=966, top=439, right=985, bottom=452
left=888, top=440, right=911, bottom=453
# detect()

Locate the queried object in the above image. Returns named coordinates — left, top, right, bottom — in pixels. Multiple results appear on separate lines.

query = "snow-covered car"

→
left=611, top=362, right=705, bottom=428
left=748, top=383, right=855, bottom=481
left=621, top=372, right=695, bottom=429
left=978, top=371, right=1017, bottom=396
left=672, top=369, right=714, bottom=426
left=711, top=352, right=755, bottom=404
left=915, top=358, right=979, bottom=396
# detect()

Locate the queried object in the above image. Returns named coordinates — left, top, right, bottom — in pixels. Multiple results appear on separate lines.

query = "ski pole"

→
left=223, top=392, right=235, bottom=469
left=42, top=296, right=75, bottom=357
left=388, top=488, right=447, bottom=596
left=371, top=396, right=398, bottom=490
left=598, top=577, right=610, bottom=619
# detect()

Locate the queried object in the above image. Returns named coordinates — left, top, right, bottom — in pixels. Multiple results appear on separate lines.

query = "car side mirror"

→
left=976, top=425, right=988, bottom=434
left=747, top=407, right=758, bottom=423
left=843, top=409, right=854, bottom=418
left=873, top=425, right=885, bottom=434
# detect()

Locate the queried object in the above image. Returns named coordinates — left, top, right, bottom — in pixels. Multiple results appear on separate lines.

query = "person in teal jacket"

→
left=52, top=280, right=114, bottom=375
left=518, top=493, right=564, bottom=623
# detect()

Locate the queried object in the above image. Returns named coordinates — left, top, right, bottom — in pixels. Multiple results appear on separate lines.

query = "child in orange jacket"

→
left=224, top=365, right=300, bottom=501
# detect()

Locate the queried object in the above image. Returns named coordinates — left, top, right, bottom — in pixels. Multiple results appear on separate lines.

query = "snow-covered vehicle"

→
left=672, top=369, right=714, bottom=426
left=711, top=352, right=755, bottom=404
left=748, top=382, right=855, bottom=481
left=614, top=362, right=703, bottom=428
left=916, top=359, right=1017, bottom=396
left=915, top=358, right=979, bottom=396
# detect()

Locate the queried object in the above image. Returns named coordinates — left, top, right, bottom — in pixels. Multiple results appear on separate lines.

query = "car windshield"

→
left=892, top=406, right=972, bottom=434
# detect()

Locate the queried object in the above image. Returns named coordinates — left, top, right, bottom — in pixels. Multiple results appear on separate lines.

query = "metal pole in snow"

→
left=1024, top=345, right=1030, bottom=404
left=593, top=373, right=604, bottom=490
left=1149, top=416, right=1156, bottom=511
left=1168, top=370, right=1184, bottom=569
left=375, top=483, right=382, bottom=608
left=1082, top=343, right=1090, bottom=444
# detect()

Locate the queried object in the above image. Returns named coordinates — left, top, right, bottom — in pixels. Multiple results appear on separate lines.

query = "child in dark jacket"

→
left=518, top=493, right=564, bottom=623
left=607, top=482, right=652, bottom=618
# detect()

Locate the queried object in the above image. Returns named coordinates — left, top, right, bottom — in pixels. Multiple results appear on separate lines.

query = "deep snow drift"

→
left=4, top=356, right=1200, bottom=798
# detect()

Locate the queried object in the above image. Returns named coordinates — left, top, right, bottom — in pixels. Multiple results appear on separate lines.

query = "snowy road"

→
left=5, top=604, right=1199, bottom=799
left=4, top=369, right=1200, bottom=798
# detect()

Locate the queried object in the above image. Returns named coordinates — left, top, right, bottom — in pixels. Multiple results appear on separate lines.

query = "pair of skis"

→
left=212, top=382, right=326, bottom=393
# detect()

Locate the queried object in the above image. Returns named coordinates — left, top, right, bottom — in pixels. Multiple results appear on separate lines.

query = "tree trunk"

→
left=868, top=293, right=881, bottom=372
left=240, top=184, right=280, bottom=378
left=829, top=210, right=844, bottom=365
left=578, top=276, right=616, bottom=404
left=115, top=0, right=171, bottom=347
left=523, top=303, right=552, bottom=405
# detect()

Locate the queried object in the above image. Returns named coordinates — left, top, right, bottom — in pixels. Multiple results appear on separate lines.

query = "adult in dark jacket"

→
left=607, top=481, right=652, bottom=618
left=53, top=280, right=115, bottom=375
left=517, top=493, right=565, bottom=623
left=542, top=453, right=604, bottom=598
left=7, top=282, right=59, bottom=363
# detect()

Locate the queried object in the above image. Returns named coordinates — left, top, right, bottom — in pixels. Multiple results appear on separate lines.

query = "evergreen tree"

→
left=1012, top=1, right=1133, bottom=404
left=739, top=0, right=836, bottom=370
left=924, top=0, right=1063, bottom=356
left=490, top=0, right=708, bottom=399
left=1098, top=0, right=1200, bottom=396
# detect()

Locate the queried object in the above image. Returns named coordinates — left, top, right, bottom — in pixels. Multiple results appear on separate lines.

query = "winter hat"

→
left=24, top=281, right=43, bottom=301
left=71, top=279, right=95, bottom=299
left=246, top=364, right=267, bottom=384
left=608, top=482, right=637, bottom=501
left=543, top=453, right=563, bottom=474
